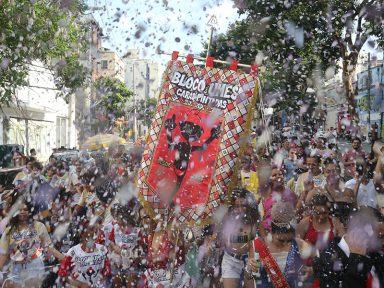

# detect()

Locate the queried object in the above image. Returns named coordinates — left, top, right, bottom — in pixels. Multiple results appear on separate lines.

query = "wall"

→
left=0, top=61, right=70, bottom=161
left=96, top=50, right=125, bottom=82
left=123, top=50, right=160, bottom=138
left=356, top=65, right=384, bottom=137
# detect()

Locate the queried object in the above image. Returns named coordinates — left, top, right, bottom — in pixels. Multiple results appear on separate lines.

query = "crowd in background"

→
left=0, top=127, right=384, bottom=288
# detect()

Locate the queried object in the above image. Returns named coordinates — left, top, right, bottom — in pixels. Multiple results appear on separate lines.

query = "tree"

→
left=206, top=18, right=320, bottom=114
left=0, top=0, right=88, bottom=105
left=94, top=77, right=133, bottom=133
left=137, top=97, right=158, bottom=127
left=208, top=0, right=384, bottom=119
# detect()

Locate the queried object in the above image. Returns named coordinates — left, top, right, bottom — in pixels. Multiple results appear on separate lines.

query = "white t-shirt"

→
left=58, top=243, right=109, bottom=287
left=345, top=178, right=377, bottom=208
left=108, top=224, right=143, bottom=269
left=0, top=221, right=52, bottom=262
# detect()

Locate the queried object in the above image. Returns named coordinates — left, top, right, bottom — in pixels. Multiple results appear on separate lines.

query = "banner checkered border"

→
left=138, top=60, right=259, bottom=226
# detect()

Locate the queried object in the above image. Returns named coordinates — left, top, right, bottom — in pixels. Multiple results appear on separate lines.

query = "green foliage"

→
left=0, top=0, right=89, bottom=104
left=95, top=76, right=133, bottom=122
left=206, top=0, right=384, bottom=116
left=54, top=55, right=89, bottom=103
left=137, top=97, right=158, bottom=127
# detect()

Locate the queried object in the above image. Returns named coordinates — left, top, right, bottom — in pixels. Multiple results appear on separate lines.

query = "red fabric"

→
left=186, top=54, right=194, bottom=63
left=342, top=149, right=366, bottom=163
left=138, top=230, right=146, bottom=248
left=96, top=230, right=106, bottom=245
left=171, top=51, right=179, bottom=60
left=253, top=238, right=290, bottom=288
left=312, top=278, right=320, bottom=288
left=59, top=248, right=111, bottom=280
left=108, top=226, right=115, bottom=242
left=251, top=64, right=258, bottom=76
left=206, top=56, right=214, bottom=68
left=146, top=103, right=222, bottom=208
left=117, top=166, right=125, bottom=176
left=146, top=232, right=185, bottom=270
left=229, top=60, right=239, bottom=71
left=137, top=273, right=148, bottom=288
left=101, top=256, right=111, bottom=277
left=366, top=272, right=373, bottom=288
left=58, top=255, right=73, bottom=278
left=304, top=217, right=335, bottom=250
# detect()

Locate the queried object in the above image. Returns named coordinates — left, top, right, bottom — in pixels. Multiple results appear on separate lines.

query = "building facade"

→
left=124, top=49, right=159, bottom=101
left=356, top=64, right=384, bottom=138
left=0, top=62, right=71, bottom=162
left=75, top=16, right=104, bottom=145
left=123, top=49, right=159, bottom=137
left=96, top=48, right=125, bottom=82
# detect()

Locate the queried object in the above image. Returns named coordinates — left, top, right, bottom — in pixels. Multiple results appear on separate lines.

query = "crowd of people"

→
left=0, top=129, right=383, bottom=288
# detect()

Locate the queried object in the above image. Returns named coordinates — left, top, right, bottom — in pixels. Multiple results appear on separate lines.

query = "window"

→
left=101, top=60, right=108, bottom=69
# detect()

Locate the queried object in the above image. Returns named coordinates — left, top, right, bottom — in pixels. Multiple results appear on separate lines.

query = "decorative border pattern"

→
left=138, top=60, right=259, bottom=226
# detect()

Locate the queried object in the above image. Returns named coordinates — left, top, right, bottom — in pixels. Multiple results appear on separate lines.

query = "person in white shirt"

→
left=345, top=161, right=378, bottom=208
left=58, top=221, right=111, bottom=287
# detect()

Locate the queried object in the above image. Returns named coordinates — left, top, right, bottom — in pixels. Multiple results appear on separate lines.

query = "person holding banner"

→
left=220, top=188, right=260, bottom=288
left=244, top=201, right=314, bottom=288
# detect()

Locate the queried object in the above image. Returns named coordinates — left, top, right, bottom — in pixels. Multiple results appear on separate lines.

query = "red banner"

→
left=146, top=103, right=223, bottom=208
left=139, top=57, right=260, bottom=225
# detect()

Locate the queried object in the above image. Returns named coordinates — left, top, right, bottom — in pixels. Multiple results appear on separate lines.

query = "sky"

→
left=88, top=0, right=383, bottom=76
left=88, top=0, right=244, bottom=69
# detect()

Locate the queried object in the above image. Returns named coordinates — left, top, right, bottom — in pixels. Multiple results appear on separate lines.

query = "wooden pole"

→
left=206, top=15, right=217, bottom=66
left=158, top=51, right=253, bottom=68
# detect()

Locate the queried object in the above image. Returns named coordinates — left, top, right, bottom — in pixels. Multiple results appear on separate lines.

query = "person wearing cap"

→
left=245, top=201, right=315, bottom=288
